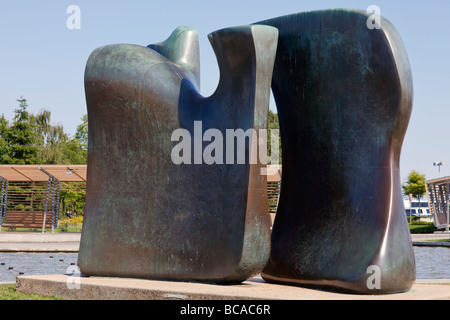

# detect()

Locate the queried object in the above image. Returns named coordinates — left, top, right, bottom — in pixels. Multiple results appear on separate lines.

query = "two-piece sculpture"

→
left=78, top=9, right=416, bottom=294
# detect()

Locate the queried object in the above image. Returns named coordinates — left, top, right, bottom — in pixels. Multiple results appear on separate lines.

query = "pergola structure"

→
left=425, top=176, right=450, bottom=230
left=1, top=164, right=280, bottom=231
left=266, top=165, right=282, bottom=226
left=0, top=165, right=87, bottom=232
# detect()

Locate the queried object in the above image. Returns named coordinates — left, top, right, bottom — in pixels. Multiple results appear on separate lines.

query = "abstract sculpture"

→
left=257, top=9, right=415, bottom=293
left=78, top=25, right=278, bottom=283
left=78, top=8, right=416, bottom=294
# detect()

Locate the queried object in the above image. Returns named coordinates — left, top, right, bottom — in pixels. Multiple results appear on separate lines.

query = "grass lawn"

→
left=0, top=283, right=61, bottom=300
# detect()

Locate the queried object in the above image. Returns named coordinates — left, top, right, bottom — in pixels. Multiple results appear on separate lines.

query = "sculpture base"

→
left=261, top=273, right=413, bottom=295
left=16, top=274, right=450, bottom=300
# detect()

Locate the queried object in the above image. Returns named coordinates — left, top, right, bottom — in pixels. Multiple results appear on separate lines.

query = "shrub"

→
left=58, top=216, right=83, bottom=232
left=409, top=221, right=437, bottom=234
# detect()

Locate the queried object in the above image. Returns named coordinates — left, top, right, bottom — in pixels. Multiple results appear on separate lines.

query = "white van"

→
left=403, top=199, right=432, bottom=217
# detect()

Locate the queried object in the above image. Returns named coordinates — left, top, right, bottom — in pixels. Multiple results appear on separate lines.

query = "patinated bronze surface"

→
left=78, top=25, right=277, bottom=283
left=257, top=10, right=416, bottom=293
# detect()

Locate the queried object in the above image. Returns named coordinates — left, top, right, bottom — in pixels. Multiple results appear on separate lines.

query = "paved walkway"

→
left=412, top=230, right=450, bottom=240
left=0, top=231, right=448, bottom=252
left=0, top=232, right=80, bottom=252
left=411, top=231, right=450, bottom=247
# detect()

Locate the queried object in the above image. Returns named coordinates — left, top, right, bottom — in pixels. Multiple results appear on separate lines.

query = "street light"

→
left=433, top=162, right=445, bottom=177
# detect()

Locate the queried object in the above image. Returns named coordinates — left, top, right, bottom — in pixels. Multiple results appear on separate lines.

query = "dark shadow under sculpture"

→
left=257, top=9, right=415, bottom=294
left=78, top=25, right=278, bottom=283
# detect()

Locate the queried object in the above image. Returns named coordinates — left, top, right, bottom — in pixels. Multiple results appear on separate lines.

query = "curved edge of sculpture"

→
left=256, top=9, right=415, bottom=294
left=147, top=26, right=201, bottom=91
left=205, top=25, right=279, bottom=283
left=78, top=25, right=277, bottom=284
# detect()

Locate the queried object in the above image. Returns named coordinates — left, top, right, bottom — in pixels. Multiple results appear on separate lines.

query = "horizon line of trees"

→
left=0, top=97, right=87, bottom=165
left=0, top=98, right=281, bottom=166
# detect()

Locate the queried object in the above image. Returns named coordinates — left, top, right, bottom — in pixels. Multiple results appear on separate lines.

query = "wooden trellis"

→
left=425, top=176, right=450, bottom=230
left=0, top=165, right=86, bottom=232
left=1, top=164, right=281, bottom=231
left=266, top=165, right=282, bottom=226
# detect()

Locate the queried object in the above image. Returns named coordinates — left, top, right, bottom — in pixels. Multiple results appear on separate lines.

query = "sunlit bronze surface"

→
left=258, top=10, right=415, bottom=294
left=78, top=25, right=277, bottom=283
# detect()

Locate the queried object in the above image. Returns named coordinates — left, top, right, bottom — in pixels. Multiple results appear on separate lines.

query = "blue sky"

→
left=1, top=0, right=449, bottom=182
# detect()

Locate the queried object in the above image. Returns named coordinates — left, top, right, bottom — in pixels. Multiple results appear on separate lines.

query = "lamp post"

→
left=433, top=162, right=445, bottom=178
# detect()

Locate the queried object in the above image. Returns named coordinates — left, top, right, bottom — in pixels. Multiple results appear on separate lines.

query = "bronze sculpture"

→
left=78, top=25, right=278, bottom=283
left=257, top=9, right=415, bottom=294
left=78, top=8, right=416, bottom=294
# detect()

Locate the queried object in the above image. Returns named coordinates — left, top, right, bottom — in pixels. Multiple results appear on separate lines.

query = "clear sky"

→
left=1, top=0, right=449, bottom=183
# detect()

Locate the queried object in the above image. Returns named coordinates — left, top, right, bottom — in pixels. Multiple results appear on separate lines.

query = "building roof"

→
left=0, top=165, right=87, bottom=182
left=426, top=176, right=450, bottom=185
left=0, top=164, right=279, bottom=183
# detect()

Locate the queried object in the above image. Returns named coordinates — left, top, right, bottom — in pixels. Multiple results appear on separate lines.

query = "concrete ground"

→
left=1, top=230, right=449, bottom=300
left=0, top=230, right=448, bottom=252
left=411, top=230, right=450, bottom=240
left=15, top=273, right=450, bottom=300
left=0, top=232, right=80, bottom=252
left=411, top=231, right=450, bottom=247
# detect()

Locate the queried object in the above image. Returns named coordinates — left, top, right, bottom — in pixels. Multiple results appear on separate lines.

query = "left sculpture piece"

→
left=77, top=25, right=278, bottom=283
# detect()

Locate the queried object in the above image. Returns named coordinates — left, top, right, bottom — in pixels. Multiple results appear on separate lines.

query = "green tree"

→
left=72, top=114, right=88, bottom=162
left=1, top=98, right=39, bottom=164
left=31, top=109, right=69, bottom=164
left=59, top=183, right=86, bottom=217
left=402, top=170, right=427, bottom=214
left=75, top=114, right=88, bottom=149
left=0, top=115, right=9, bottom=162
left=267, top=110, right=282, bottom=164
left=28, top=109, right=88, bottom=165
left=61, top=138, right=87, bottom=164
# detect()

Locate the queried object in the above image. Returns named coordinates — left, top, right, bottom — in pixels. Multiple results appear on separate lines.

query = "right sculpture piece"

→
left=257, top=9, right=416, bottom=293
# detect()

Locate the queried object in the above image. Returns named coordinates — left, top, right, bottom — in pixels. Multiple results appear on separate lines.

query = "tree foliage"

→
left=1, top=98, right=39, bottom=164
left=402, top=170, right=426, bottom=204
left=0, top=97, right=87, bottom=165
left=267, top=110, right=282, bottom=164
